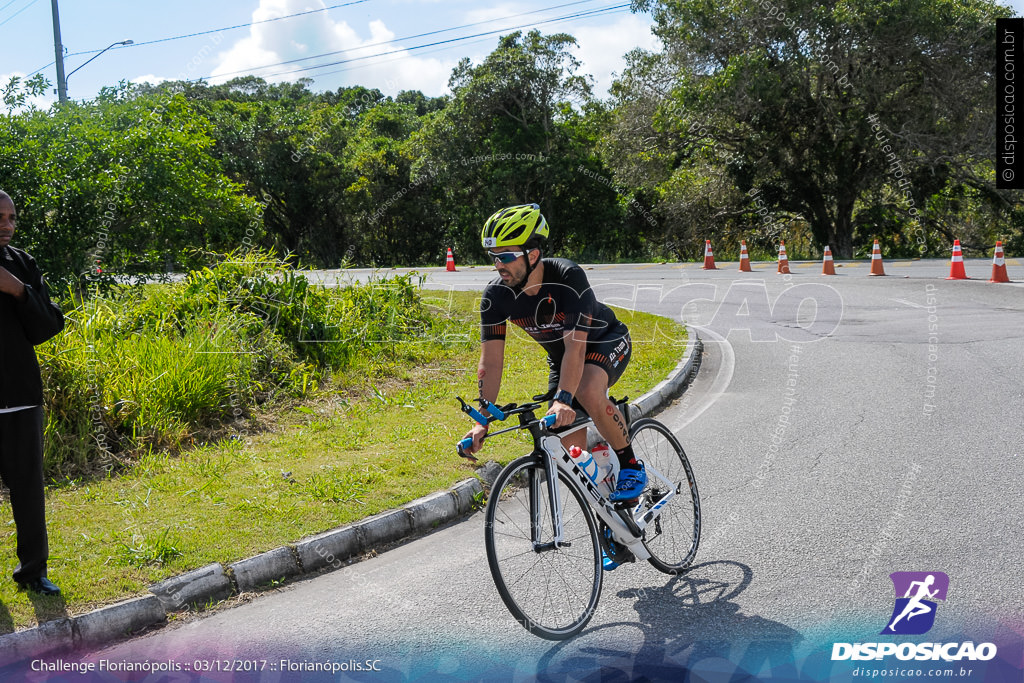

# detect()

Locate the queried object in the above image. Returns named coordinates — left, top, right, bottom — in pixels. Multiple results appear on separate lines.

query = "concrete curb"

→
left=0, top=330, right=700, bottom=663
left=629, top=332, right=703, bottom=420
left=230, top=547, right=301, bottom=593
left=73, top=596, right=166, bottom=650
left=0, top=478, right=485, bottom=664
left=0, top=618, right=73, bottom=668
left=149, top=562, right=232, bottom=611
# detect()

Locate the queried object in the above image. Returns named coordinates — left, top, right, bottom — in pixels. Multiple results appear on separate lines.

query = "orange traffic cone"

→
left=702, top=240, right=718, bottom=269
left=777, top=241, right=790, bottom=274
left=739, top=240, right=752, bottom=272
left=822, top=245, right=836, bottom=275
left=989, top=241, right=1010, bottom=283
left=869, top=240, right=886, bottom=276
left=445, top=247, right=457, bottom=272
left=946, top=240, right=968, bottom=279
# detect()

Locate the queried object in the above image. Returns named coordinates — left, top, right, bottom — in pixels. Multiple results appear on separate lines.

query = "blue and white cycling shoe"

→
left=601, top=549, right=620, bottom=571
left=608, top=462, right=646, bottom=502
left=601, top=527, right=621, bottom=571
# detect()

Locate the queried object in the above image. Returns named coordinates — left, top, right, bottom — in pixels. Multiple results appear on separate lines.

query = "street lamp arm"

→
left=65, top=40, right=133, bottom=85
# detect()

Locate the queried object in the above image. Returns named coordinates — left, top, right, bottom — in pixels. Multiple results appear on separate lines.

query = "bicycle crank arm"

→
left=532, top=540, right=571, bottom=553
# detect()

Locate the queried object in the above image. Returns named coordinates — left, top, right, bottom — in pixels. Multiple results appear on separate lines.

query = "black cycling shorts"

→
left=546, top=322, right=632, bottom=406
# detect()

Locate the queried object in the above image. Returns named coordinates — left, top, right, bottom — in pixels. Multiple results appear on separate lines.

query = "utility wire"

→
left=210, top=0, right=609, bottom=79
left=215, top=3, right=631, bottom=82
left=63, top=0, right=374, bottom=57
left=303, top=7, right=632, bottom=82
left=25, top=1, right=632, bottom=91
left=0, top=0, right=22, bottom=16
left=0, top=0, right=41, bottom=28
left=24, top=0, right=374, bottom=80
left=24, top=0, right=602, bottom=82
left=27, top=61, right=54, bottom=78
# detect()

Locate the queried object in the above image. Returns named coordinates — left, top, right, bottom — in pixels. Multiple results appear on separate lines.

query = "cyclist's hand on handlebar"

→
left=460, top=423, right=489, bottom=456
left=546, top=400, right=576, bottom=429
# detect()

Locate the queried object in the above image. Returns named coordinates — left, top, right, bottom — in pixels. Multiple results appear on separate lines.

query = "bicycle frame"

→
left=535, top=430, right=678, bottom=562
left=457, top=396, right=679, bottom=562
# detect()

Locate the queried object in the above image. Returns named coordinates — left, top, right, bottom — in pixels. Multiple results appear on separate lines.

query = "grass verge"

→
left=0, top=288, right=687, bottom=634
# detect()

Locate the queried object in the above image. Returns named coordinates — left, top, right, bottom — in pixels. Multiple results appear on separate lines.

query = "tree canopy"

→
left=1, top=6, right=1020, bottom=286
left=613, top=0, right=1014, bottom=257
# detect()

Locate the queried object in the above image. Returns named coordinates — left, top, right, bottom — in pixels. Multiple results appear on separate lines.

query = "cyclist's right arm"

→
left=463, top=339, right=504, bottom=455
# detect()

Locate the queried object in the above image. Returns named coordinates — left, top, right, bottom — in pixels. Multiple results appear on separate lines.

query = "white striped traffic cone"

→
left=946, top=239, right=968, bottom=279
left=990, top=241, right=1010, bottom=283
left=739, top=240, right=752, bottom=272
left=822, top=245, right=835, bottom=275
left=777, top=241, right=790, bottom=274
left=869, top=240, right=886, bottom=276
left=702, top=240, right=718, bottom=269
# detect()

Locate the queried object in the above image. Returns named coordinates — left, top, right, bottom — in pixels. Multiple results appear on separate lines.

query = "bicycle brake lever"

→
left=456, top=437, right=478, bottom=462
left=476, top=398, right=505, bottom=421
left=457, top=396, right=490, bottom=425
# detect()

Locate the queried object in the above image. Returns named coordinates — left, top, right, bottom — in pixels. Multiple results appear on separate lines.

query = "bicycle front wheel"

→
left=630, top=418, right=701, bottom=574
left=484, top=454, right=602, bottom=640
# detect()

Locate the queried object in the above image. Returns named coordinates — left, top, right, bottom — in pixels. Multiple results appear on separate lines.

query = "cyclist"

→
left=460, top=204, right=645, bottom=507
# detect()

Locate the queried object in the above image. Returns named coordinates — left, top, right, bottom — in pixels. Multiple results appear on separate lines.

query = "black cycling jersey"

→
left=480, top=258, right=628, bottom=374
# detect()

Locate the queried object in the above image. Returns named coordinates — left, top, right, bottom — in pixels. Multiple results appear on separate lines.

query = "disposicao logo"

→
left=881, top=571, right=948, bottom=635
left=831, top=571, right=998, bottom=662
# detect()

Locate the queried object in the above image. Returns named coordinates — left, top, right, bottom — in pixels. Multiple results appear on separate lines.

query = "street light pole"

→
left=64, top=40, right=134, bottom=96
left=51, top=0, right=67, bottom=103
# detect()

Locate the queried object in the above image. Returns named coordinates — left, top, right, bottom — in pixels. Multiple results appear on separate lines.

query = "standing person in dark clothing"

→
left=0, top=190, right=65, bottom=596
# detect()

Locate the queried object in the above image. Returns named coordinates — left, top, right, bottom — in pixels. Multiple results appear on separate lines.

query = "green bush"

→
left=37, top=250, right=443, bottom=479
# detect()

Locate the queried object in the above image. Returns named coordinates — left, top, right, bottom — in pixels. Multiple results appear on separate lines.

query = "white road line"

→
left=890, top=298, right=928, bottom=309
left=671, top=325, right=735, bottom=430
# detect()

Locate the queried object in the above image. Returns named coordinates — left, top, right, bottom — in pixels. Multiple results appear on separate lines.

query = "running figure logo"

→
left=881, top=571, right=950, bottom=635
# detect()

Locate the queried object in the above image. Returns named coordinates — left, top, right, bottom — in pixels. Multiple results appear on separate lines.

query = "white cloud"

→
left=131, top=74, right=177, bottom=86
left=463, top=3, right=527, bottom=25
left=0, top=72, right=55, bottom=110
left=204, top=1, right=658, bottom=98
left=208, top=0, right=458, bottom=96
left=459, top=12, right=660, bottom=98
left=572, top=14, right=659, bottom=97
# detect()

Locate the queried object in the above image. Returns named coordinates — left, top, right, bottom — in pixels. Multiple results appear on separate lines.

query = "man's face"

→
left=490, top=247, right=532, bottom=288
left=0, top=196, right=15, bottom=248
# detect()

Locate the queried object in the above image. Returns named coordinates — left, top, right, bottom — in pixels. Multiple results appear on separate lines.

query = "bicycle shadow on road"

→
left=535, top=559, right=803, bottom=681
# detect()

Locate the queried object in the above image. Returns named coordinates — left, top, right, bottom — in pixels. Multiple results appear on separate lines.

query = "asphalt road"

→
left=74, top=259, right=1024, bottom=681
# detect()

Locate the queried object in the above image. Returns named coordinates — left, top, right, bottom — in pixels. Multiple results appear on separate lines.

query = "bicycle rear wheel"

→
left=484, top=454, right=602, bottom=640
left=629, top=418, right=701, bottom=574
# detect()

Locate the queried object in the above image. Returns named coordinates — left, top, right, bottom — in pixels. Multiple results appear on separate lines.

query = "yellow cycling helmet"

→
left=481, top=203, right=549, bottom=249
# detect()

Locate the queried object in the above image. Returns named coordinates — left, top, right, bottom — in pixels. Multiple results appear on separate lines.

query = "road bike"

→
left=456, top=395, right=701, bottom=640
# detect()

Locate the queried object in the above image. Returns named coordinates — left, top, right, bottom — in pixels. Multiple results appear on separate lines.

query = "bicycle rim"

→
left=484, top=455, right=602, bottom=640
left=630, top=418, right=701, bottom=574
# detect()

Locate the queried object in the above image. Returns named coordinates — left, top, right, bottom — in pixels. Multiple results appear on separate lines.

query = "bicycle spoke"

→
left=484, top=457, right=601, bottom=639
left=630, top=419, right=701, bottom=574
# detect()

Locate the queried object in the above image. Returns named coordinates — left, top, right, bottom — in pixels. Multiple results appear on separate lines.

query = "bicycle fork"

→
left=529, top=449, right=566, bottom=552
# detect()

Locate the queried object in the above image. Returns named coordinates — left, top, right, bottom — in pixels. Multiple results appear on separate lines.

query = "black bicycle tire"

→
left=483, top=454, right=603, bottom=640
left=629, top=418, right=701, bottom=574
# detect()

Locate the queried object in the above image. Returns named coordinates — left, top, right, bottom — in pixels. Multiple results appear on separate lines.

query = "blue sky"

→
left=0, top=0, right=655, bottom=105
left=2, top=0, right=1021, bottom=108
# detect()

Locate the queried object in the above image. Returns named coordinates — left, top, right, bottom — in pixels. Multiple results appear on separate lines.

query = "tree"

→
left=412, top=30, right=632, bottom=261
left=342, top=101, right=436, bottom=264
left=614, top=0, right=1008, bottom=258
left=0, top=80, right=261, bottom=289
